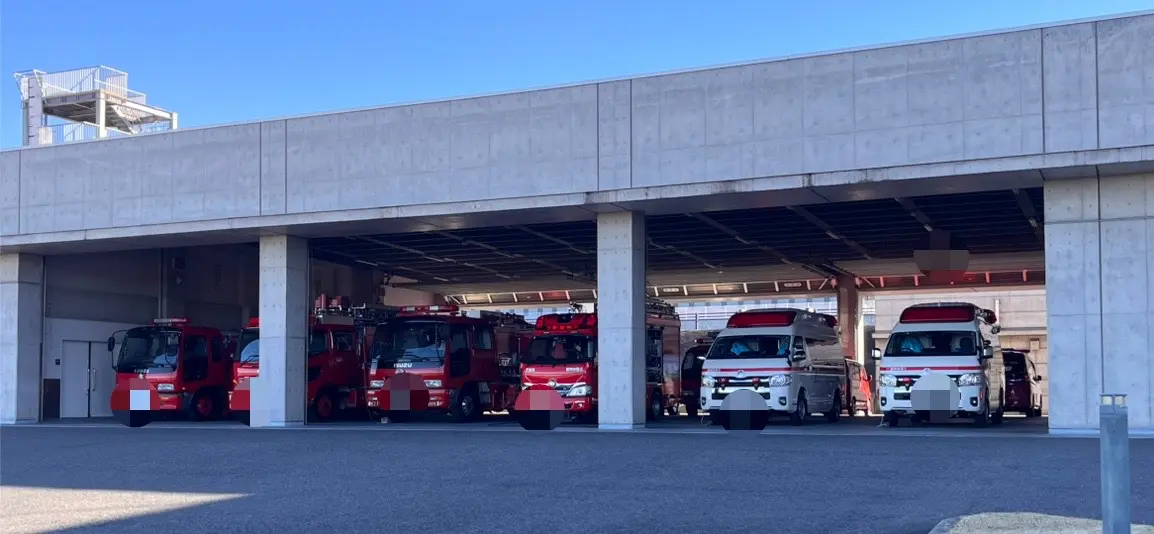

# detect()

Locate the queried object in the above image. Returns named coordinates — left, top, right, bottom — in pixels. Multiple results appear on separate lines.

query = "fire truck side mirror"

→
left=106, top=336, right=116, bottom=354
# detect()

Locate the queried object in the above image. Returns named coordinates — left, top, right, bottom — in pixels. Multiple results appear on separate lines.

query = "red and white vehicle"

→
left=228, top=302, right=394, bottom=423
left=701, top=309, right=847, bottom=426
left=521, top=299, right=682, bottom=423
left=108, top=317, right=235, bottom=421
left=364, top=305, right=532, bottom=422
left=873, top=302, right=1006, bottom=427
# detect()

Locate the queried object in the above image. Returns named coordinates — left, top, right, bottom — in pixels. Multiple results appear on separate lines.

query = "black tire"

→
left=883, top=411, right=901, bottom=427
left=309, top=389, right=339, bottom=423
left=825, top=393, right=842, bottom=423
left=991, top=392, right=1005, bottom=425
left=845, top=397, right=857, bottom=418
left=789, top=392, right=808, bottom=426
left=647, top=391, right=663, bottom=422
left=186, top=390, right=217, bottom=422
left=450, top=387, right=480, bottom=423
left=973, top=397, right=990, bottom=428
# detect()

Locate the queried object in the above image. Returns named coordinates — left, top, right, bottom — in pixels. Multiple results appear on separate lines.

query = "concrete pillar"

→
left=251, top=235, right=309, bottom=427
left=0, top=253, right=44, bottom=424
left=596, top=212, right=646, bottom=429
left=836, top=275, right=860, bottom=362
left=1045, top=173, right=1154, bottom=434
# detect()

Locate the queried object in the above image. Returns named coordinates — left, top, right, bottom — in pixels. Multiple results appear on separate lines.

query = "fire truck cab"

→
left=108, top=317, right=234, bottom=421
left=701, top=309, right=847, bottom=426
left=365, top=305, right=532, bottom=423
left=521, top=298, right=682, bottom=423
left=874, top=302, right=1006, bottom=427
left=230, top=300, right=395, bottom=423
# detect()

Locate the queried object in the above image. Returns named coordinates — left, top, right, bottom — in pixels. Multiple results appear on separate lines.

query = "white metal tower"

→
left=14, top=66, right=178, bottom=147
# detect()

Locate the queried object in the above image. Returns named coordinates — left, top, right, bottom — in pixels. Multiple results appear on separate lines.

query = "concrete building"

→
left=3, top=11, right=1154, bottom=433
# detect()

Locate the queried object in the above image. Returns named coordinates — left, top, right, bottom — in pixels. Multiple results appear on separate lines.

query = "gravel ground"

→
left=2, top=423, right=1153, bottom=533
left=931, top=512, right=1154, bottom=533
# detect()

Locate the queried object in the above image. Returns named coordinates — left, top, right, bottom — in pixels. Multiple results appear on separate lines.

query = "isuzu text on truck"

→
left=873, top=302, right=1006, bottom=427
left=520, top=298, right=682, bottom=423
left=108, top=317, right=234, bottom=421
left=364, top=305, right=532, bottom=422
left=229, top=300, right=394, bottom=423
left=701, top=309, right=847, bottom=426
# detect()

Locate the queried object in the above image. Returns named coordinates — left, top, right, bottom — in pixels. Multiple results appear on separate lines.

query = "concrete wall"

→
left=4, top=14, right=1152, bottom=238
left=1045, top=172, right=1154, bottom=432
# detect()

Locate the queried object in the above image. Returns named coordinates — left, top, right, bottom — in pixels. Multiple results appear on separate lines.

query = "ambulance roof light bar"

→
left=727, top=310, right=798, bottom=328
left=152, top=317, right=189, bottom=326
left=899, top=303, right=997, bottom=324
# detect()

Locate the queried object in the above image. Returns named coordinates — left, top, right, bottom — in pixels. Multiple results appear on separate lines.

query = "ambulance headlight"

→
left=768, top=374, right=791, bottom=387
left=369, top=380, right=385, bottom=389
left=156, top=383, right=175, bottom=393
left=567, top=383, right=592, bottom=397
left=880, top=374, right=897, bottom=387
left=957, top=373, right=983, bottom=387
left=702, top=375, right=716, bottom=387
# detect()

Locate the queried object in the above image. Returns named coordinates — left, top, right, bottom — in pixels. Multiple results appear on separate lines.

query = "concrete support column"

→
left=0, top=253, right=44, bottom=424
left=251, top=235, right=309, bottom=427
left=1045, top=174, right=1154, bottom=434
left=836, top=275, right=861, bottom=362
left=596, top=212, right=646, bottom=430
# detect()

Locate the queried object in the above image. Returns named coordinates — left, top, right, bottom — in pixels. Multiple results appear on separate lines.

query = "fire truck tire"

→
left=450, top=387, right=480, bottom=423
left=789, top=391, right=808, bottom=426
left=186, top=390, right=219, bottom=422
left=309, top=389, right=338, bottom=423
left=825, top=392, right=842, bottom=423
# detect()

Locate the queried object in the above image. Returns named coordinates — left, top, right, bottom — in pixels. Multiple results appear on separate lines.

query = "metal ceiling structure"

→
left=311, top=187, right=1046, bottom=301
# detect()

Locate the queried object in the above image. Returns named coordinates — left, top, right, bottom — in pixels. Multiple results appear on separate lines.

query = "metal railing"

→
left=14, top=66, right=147, bottom=104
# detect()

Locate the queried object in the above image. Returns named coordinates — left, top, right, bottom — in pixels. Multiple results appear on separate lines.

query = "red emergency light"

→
left=246, top=318, right=259, bottom=328
left=152, top=317, right=189, bottom=326
left=399, top=305, right=460, bottom=314
left=899, top=305, right=995, bottom=324
left=727, top=311, right=797, bottom=328
left=535, top=313, right=596, bottom=332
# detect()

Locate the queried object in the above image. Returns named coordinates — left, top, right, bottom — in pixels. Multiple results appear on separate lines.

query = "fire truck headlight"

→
left=956, top=373, right=983, bottom=387
left=369, top=380, right=385, bottom=389
left=567, top=384, right=592, bottom=397
left=880, top=374, right=897, bottom=387
left=702, top=375, right=716, bottom=387
left=424, top=379, right=442, bottom=389
left=156, top=383, right=175, bottom=393
left=768, top=374, right=791, bottom=387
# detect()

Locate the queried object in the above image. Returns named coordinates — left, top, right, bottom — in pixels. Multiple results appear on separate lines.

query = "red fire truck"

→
left=364, top=304, right=533, bottom=422
left=108, top=317, right=235, bottom=421
left=520, top=298, right=682, bottom=423
left=230, top=299, right=395, bottom=423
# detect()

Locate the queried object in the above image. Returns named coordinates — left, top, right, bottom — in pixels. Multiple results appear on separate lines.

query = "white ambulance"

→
left=700, top=309, right=847, bottom=426
left=873, top=302, right=1006, bottom=427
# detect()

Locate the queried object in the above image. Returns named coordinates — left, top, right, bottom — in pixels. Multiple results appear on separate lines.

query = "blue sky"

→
left=1, top=1, right=1150, bottom=148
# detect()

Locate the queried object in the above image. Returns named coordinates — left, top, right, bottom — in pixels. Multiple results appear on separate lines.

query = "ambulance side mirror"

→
left=870, top=348, right=882, bottom=360
left=980, top=347, right=994, bottom=359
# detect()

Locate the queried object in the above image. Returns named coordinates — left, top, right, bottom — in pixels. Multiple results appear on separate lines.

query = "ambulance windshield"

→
left=706, top=335, right=791, bottom=360
left=885, top=331, right=979, bottom=357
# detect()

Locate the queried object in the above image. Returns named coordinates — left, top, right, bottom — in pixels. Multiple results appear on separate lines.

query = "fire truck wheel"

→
left=450, top=387, right=480, bottom=423
left=825, top=393, right=842, bottom=423
left=187, top=390, right=217, bottom=422
left=789, top=392, right=808, bottom=426
left=310, top=390, right=338, bottom=422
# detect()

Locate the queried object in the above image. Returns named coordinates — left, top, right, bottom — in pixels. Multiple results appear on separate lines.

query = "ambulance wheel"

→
left=825, top=393, right=842, bottom=423
left=845, top=397, right=857, bottom=418
left=789, top=393, right=808, bottom=426
left=991, top=393, right=1005, bottom=425
left=973, top=397, right=990, bottom=428
left=883, top=411, right=901, bottom=427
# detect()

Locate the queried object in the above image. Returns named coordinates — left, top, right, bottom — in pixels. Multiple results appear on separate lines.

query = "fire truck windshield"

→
left=371, top=319, right=448, bottom=364
left=236, top=328, right=260, bottom=365
left=706, top=335, right=791, bottom=360
left=115, top=327, right=181, bottom=373
left=525, top=335, right=595, bottom=364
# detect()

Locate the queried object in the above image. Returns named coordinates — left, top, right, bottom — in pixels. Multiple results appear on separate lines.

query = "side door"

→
left=181, top=335, right=209, bottom=385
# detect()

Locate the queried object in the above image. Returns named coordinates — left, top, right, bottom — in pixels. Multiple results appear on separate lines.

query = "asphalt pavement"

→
left=3, top=420, right=1153, bottom=533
